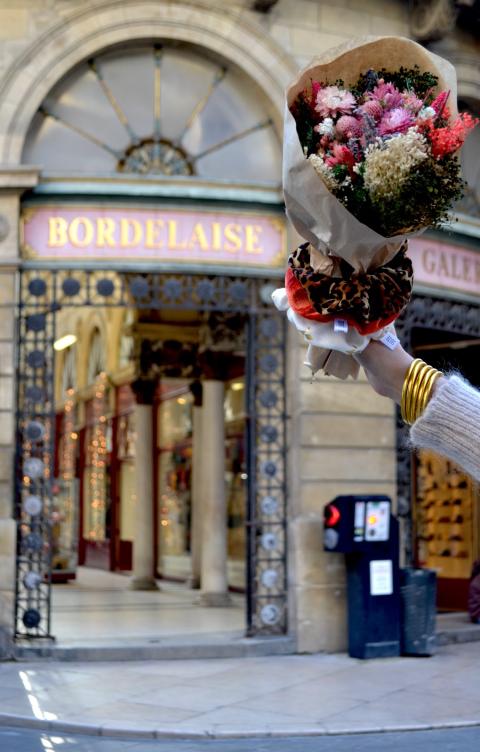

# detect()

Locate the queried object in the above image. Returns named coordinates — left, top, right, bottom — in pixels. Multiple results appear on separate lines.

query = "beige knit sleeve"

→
left=409, top=375, right=480, bottom=481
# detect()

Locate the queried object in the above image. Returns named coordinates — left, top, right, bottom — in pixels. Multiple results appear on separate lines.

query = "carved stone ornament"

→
left=0, top=214, right=10, bottom=242
left=410, top=0, right=458, bottom=42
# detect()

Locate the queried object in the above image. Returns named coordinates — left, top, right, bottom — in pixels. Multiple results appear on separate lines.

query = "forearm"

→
left=410, top=375, right=480, bottom=481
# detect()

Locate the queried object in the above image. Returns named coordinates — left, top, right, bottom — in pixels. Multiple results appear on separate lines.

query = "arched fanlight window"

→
left=87, top=329, right=106, bottom=385
left=22, top=43, right=281, bottom=184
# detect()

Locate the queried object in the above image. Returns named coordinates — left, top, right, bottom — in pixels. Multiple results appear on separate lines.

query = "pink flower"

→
left=369, top=81, right=403, bottom=110
left=325, top=143, right=356, bottom=173
left=402, top=91, right=423, bottom=113
left=378, top=108, right=414, bottom=136
left=431, top=90, right=450, bottom=118
left=358, top=99, right=383, bottom=122
left=315, top=85, right=356, bottom=118
left=335, top=115, right=362, bottom=140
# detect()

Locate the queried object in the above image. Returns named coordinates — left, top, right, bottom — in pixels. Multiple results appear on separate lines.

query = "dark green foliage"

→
left=291, top=94, right=318, bottom=156
left=345, top=159, right=464, bottom=237
left=375, top=66, right=439, bottom=99
left=351, top=66, right=439, bottom=101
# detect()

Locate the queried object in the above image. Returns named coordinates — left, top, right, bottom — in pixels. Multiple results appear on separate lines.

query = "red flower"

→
left=325, top=144, right=356, bottom=173
left=430, top=90, right=450, bottom=118
left=426, top=112, right=478, bottom=159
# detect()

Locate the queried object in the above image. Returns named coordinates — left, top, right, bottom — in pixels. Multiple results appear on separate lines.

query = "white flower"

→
left=314, top=117, right=335, bottom=137
left=363, top=127, right=429, bottom=201
left=308, top=154, right=338, bottom=191
left=417, top=106, right=436, bottom=122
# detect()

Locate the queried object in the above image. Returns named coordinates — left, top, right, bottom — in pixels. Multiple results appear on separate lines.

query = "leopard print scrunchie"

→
left=286, top=241, right=413, bottom=336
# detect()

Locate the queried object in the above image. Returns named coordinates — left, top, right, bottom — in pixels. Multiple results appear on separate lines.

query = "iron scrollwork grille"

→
left=14, top=268, right=287, bottom=639
left=246, top=312, right=288, bottom=635
left=15, top=274, right=57, bottom=638
left=395, top=294, right=480, bottom=565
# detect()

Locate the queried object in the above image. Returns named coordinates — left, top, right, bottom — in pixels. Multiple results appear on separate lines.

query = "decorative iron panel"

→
left=15, top=268, right=287, bottom=639
left=246, top=312, right=287, bottom=635
left=396, top=294, right=480, bottom=565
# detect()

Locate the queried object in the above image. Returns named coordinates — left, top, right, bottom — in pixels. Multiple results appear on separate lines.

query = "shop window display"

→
left=51, top=389, right=79, bottom=580
left=157, top=388, right=193, bottom=578
left=82, top=374, right=113, bottom=568
left=116, top=394, right=137, bottom=570
left=413, top=331, right=480, bottom=610
left=157, top=379, right=247, bottom=587
left=415, top=451, right=476, bottom=581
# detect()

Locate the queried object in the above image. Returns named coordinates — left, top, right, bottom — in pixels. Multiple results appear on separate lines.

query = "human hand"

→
left=353, top=340, right=413, bottom=403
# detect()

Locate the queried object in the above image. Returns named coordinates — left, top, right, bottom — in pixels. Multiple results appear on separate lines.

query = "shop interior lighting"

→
left=53, top=334, right=77, bottom=351
left=231, top=382, right=244, bottom=391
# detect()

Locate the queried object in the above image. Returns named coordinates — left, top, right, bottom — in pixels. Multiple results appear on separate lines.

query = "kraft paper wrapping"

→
left=281, top=36, right=458, bottom=378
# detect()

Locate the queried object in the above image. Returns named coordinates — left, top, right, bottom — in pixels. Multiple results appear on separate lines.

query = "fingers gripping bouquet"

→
left=274, top=36, right=478, bottom=379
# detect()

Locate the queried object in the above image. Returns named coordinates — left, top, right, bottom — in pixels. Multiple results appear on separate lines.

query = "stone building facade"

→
left=0, top=0, right=479, bottom=657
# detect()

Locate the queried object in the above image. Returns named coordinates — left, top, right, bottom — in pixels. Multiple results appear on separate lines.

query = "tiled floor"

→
left=50, top=567, right=245, bottom=644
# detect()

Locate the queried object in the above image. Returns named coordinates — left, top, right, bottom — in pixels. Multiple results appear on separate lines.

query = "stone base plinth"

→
left=198, top=591, right=232, bottom=607
left=129, top=577, right=160, bottom=591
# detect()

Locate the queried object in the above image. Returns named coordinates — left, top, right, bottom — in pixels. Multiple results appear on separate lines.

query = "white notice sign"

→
left=369, top=560, right=393, bottom=596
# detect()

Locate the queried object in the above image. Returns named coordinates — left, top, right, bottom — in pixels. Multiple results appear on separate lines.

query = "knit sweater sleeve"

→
left=409, top=374, right=480, bottom=481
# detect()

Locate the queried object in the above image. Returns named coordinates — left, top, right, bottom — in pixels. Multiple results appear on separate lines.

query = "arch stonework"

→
left=0, top=0, right=298, bottom=165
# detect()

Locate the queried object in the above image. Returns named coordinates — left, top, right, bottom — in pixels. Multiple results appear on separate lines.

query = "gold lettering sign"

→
left=24, top=207, right=287, bottom=268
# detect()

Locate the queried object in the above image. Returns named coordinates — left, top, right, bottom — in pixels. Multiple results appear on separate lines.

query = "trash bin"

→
left=400, top=567, right=437, bottom=656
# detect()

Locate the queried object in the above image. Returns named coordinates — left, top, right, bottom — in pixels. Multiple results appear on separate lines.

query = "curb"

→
left=1, top=713, right=479, bottom=740
left=11, top=635, right=296, bottom=663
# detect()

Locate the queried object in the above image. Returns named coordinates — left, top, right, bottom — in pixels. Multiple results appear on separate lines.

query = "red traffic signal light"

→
left=324, top=504, right=341, bottom=527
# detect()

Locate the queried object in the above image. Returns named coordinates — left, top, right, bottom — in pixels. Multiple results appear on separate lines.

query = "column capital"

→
left=130, top=377, right=157, bottom=406
left=0, top=166, right=40, bottom=192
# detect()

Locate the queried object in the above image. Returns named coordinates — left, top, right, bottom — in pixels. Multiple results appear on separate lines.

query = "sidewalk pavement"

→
left=1, top=641, right=480, bottom=740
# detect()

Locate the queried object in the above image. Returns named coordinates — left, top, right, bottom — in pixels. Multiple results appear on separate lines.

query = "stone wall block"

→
left=0, top=518, right=16, bottom=592
left=0, top=413, right=14, bottom=447
left=301, top=414, right=395, bottom=448
left=0, top=376, right=14, bottom=411
left=0, top=447, right=13, bottom=484
left=320, top=5, right=371, bottom=35
left=0, top=342, right=14, bottom=376
left=300, top=481, right=397, bottom=515
left=301, top=381, right=394, bottom=415
left=291, top=515, right=346, bottom=586
left=0, top=481, right=12, bottom=519
left=0, top=10, right=28, bottom=40
left=273, top=0, right=319, bottom=27
left=290, top=27, right=347, bottom=57
left=301, top=447, right=396, bottom=482
left=295, top=584, right=348, bottom=653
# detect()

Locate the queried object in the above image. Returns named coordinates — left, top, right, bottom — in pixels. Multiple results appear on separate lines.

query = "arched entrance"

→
left=12, top=26, right=293, bottom=648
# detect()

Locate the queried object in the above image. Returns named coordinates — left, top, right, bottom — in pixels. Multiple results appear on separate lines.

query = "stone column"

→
left=199, top=379, right=231, bottom=606
left=187, top=381, right=203, bottom=589
left=129, top=378, right=159, bottom=591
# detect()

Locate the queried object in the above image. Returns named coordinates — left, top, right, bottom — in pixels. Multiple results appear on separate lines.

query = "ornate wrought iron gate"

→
left=396, top=293, right=480, bottom=564
left=14, top=267, right=287, bottom=640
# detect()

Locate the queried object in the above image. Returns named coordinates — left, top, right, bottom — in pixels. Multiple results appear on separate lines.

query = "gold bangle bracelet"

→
left=420, top=370, right=442, bottom=416
left=409, top=363, right=430, bottom=424
left=402, top=359, right=421, bottom=425
left=416, top=367, right=437, bottom=420
left=401, top=359, right=443, bottom=425
left=402, top=359, right=425, bottom=425
left=401, top=359, right=418, bottom=424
